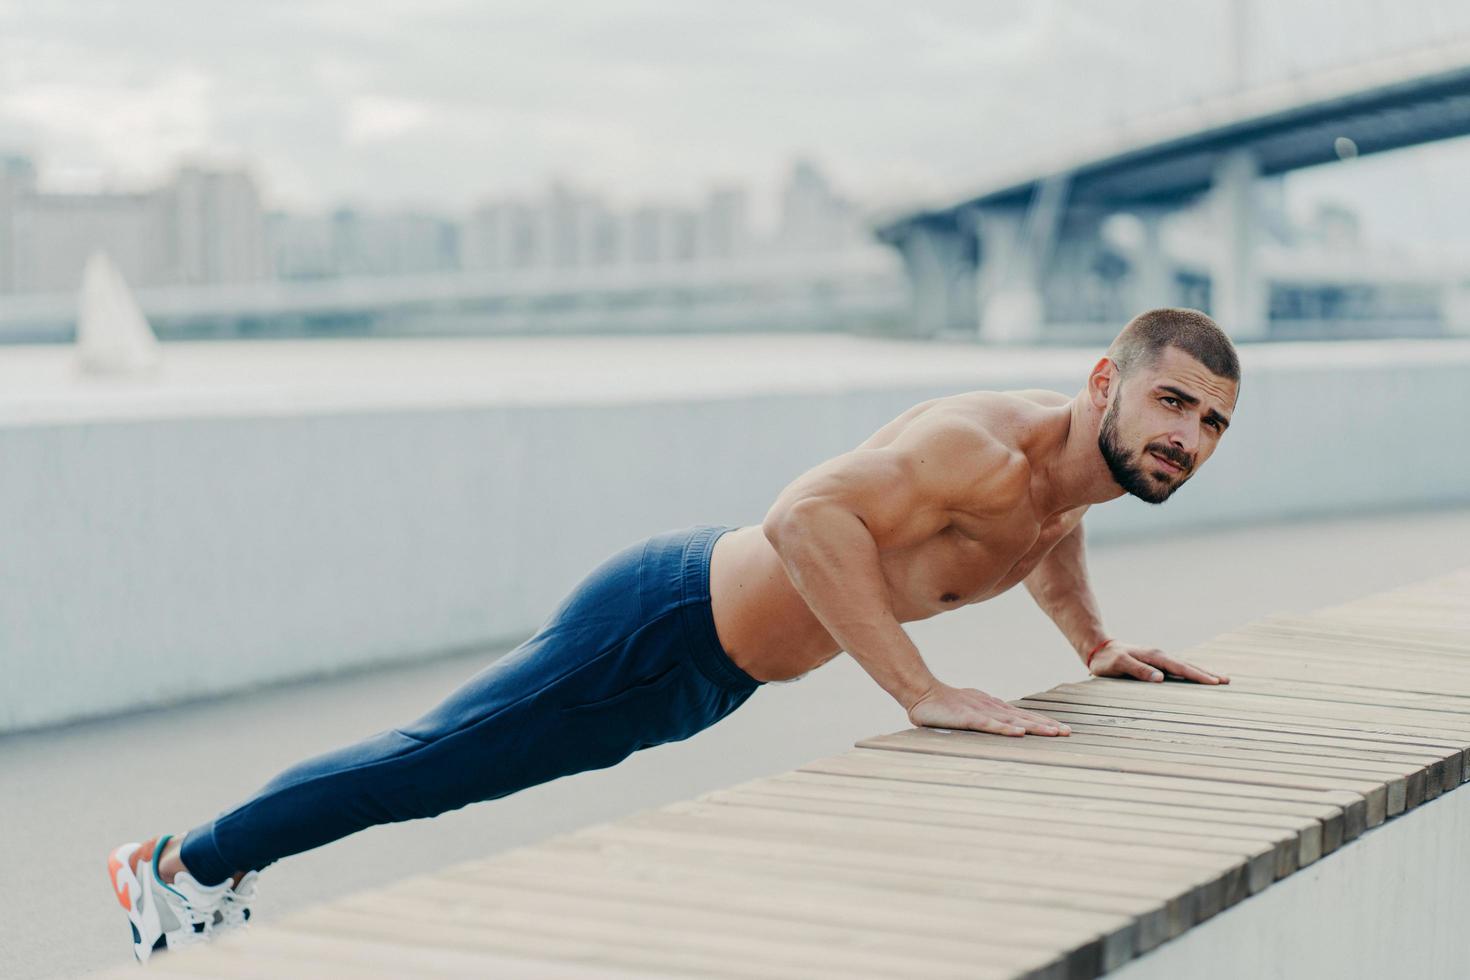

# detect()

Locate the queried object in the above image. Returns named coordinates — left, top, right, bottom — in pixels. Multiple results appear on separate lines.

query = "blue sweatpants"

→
left=179, top=524, right=765, bottom=886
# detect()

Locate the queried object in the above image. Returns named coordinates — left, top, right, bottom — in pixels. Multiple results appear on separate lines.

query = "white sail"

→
left=75, top=251, right=161, bottom=376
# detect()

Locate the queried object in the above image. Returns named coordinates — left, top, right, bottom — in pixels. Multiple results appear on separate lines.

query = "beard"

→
left=1098, top=394, right=1190, bottom=505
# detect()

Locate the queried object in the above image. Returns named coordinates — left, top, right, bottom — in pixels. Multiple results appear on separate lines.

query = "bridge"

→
left=874, top=39, right=1470, bottom=341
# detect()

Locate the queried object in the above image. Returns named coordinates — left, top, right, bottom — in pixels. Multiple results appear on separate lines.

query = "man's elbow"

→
left=762, top=502, right=802, bottom=550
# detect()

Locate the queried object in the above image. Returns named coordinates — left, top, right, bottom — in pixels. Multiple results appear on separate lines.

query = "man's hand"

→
left=1089, top=640, right=1229, bottom=685
left=907, top=681, right=1072, bottom=737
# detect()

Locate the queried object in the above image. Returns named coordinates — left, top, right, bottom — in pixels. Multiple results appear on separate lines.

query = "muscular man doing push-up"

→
left=108, top=307, right=1240, bottom=961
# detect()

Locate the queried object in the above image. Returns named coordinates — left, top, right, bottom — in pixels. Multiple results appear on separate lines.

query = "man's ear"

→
left=1088, top=357, right=1118, bottom=410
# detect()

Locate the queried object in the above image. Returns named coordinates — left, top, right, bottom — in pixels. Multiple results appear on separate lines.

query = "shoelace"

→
left=167, top=899, right=218, bottom=948
left=216, top=875, right=259, bottom=931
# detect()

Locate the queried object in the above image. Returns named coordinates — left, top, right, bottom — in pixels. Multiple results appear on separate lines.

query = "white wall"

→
left=1109, top=779, right=1470, bottom=979
left=3, top=336, right=1468, bottom=732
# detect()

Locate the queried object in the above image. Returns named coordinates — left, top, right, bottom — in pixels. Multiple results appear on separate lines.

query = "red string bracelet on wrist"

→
left=1085, top=638, right=1113, bottom=667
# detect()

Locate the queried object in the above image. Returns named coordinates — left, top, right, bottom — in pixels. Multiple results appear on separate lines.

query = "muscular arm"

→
left=762, top=413, right=1016, bottom=711
left=1022, top=520, right=1108, bottom=664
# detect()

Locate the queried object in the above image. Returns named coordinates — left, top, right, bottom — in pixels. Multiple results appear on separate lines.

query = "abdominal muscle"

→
left=708, top=525, right=846, bottom=683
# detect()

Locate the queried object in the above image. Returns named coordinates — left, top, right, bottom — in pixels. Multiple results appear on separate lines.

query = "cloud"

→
left=2, top=0, right=1468, bottom=218
left=0, top=66, right=214, bottom=187
left=345, top=96, right=433, bottom=144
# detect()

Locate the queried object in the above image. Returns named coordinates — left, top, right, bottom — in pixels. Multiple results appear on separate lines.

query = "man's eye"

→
left=1160, top=397, right=1179, bottom=407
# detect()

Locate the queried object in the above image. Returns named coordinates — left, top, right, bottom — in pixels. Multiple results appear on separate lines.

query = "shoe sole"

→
left=107, top=841, right=166, bottom=963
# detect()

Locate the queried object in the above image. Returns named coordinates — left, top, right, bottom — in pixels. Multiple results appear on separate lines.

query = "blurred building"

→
left=700, top=186, right=750, bottom=262
left=168, top=168, right=271, bottom=286
left=0, top=157, right=269, bottom=295
left=264, top=212, right=337, bottom=280
left=464, top=181, right=752, bottom=273
left=270, top=209, right=458, bottom=280
left=778, top=159, right=862, bottom=253
left=460, top=200, right=542, bottom=272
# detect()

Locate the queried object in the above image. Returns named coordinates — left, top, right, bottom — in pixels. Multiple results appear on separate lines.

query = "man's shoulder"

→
left=937, top=389, right=1069, bottom=451
left=890, top=402, right=1033, bottom=511
left=1009, top=388, right=1072, bottom=409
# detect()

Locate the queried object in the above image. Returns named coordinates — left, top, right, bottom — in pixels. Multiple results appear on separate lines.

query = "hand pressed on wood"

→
left=907, top=681, right=1071, bottom=737
left=1089, top=640, right=1230, bottom=685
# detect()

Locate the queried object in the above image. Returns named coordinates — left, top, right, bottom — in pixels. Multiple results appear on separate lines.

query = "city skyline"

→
left=0, top=152, right=872, bottom=293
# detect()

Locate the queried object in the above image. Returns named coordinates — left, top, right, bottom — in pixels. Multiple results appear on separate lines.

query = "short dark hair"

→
left=1106, top=308, right=1240, bottom=384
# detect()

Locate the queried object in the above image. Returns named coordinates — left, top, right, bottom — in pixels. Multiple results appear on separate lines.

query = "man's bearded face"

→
left=1098, top=379, right=1194, bottom=505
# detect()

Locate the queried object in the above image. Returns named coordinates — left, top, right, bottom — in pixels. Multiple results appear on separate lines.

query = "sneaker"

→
left=216, top=870, right=259, bottom=933
left=107, top=834, right=231, bottom=963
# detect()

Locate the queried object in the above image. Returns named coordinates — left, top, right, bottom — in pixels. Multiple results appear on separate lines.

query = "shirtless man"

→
left=109, top=307, right=1238, bottom=961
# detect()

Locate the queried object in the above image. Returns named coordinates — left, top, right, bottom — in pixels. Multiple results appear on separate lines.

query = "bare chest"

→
left=880, top=509, right=1086, bottom=620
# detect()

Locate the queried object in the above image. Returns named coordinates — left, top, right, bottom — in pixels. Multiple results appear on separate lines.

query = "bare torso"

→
left=709, top=389, right=1090, bottom=682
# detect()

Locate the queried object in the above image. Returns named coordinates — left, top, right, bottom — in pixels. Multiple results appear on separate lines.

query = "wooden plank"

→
left=1017, top=696, right=1464, bottom=781
left=732, top=774, right=1307, bottom=858
left=1220, top=674, right=1470, bottom=716
left=770, top=769, right=1325, bottom=866
left=811, top=748, right=1353, bottom=850
left=1196, top=647, right=1470, bottom=697
left=321, top=887, right=1062, bottom=980
left=617, top=800, right=1253, bottom=929
left=999, top=728, right=1426, bottom=811
left=276, top=902, right=891, bottom=980
left=143, top=927, right=645, bottom=979
left=634, top=800, right=1252, bottom=884
left=856, top=727, right=1387, bottom=826
left=1029, top=685, right=1470, bottom=755
left=575, top=819, right=1213, bottom=940
left=1017, top=693, right=1464, bottom=793
left=1242, top=613, right=1470, bottom=650
left=1011, top=708, right=1453, bottom=799
left=429, top=853, right=1136, bottom=974
left=1011, top=696, right=1458, bottom=775
left=1197, top=635, right=1470, bottom=677
left=530, top=822, right=1179, bottom=954
left=701, top=786, right=1294, bottom=883
left=1048, top=679, right=1470, bottom=739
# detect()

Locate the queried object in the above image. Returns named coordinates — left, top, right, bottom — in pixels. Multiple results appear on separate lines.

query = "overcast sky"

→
left=2, top=0, right=1469, bottom=246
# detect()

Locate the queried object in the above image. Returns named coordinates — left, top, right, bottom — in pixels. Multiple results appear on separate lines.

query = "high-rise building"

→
left=0, top=159, right=269, bottom=294
left=625, top=203, right=699, bottom=267
left=462, top=199, right=541, bottom=272
left=166, top=166, right=270, bottom=285
left=328, top=208, right=458, bottom=277
left=266, top=212, right=338, bottom=280
left=9, top=189, right=172, bottom=295
left=778, top=159, right=860, bottom=252
left=699, top=185, right=749, bottom=263
left=0, top=156, right=39, bottom=294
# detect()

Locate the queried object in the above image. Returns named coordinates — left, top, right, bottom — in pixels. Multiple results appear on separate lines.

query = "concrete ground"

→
left=4, top=505, right=1468, bottom=979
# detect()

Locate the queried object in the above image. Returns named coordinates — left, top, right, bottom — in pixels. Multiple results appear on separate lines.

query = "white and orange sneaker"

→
left=106, top=834, right=232, bottom=963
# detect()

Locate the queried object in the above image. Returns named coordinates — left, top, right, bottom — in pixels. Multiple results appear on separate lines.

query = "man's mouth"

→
left=1151, top=452, right=1185, bottom=474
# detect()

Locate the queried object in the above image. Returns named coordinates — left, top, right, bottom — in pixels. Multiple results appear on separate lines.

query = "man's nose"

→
left=1168, top=425, right=1199, bottom=457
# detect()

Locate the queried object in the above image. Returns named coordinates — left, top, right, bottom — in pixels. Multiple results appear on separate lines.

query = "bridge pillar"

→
left=974, top=175, right=1067, bottom=345
left=1128, top=209, right=1174, bottom=313
left=975, top=208, right=1043, bottom=343
left=890, top=222, right=976, bottom=338
left=1210, top=148, right=1269, bottom=340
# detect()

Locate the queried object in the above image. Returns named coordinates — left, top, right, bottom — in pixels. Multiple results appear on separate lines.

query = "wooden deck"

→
left=101, top=566, right=1470, bottom=979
